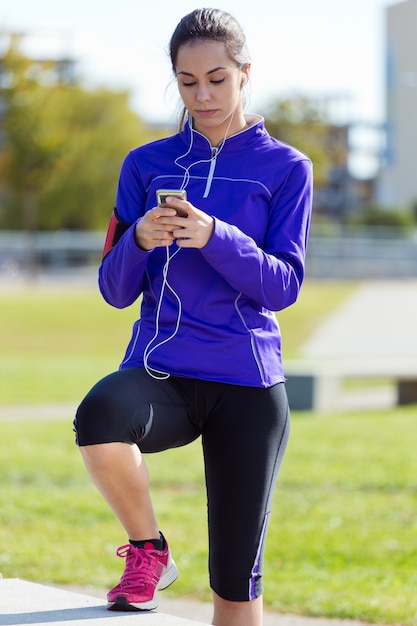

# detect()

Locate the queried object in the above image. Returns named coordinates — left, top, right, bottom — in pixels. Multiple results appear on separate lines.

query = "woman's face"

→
left=175, top=40, right=248, bottom=145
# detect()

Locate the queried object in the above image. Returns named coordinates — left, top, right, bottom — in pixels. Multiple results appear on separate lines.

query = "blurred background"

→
left=1, top=4, right=417, bottom=622
left=0, top=0, right=416, bottom=280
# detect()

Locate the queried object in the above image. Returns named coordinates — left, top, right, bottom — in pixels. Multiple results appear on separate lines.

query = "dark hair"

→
left=169, top=8, right=250, bottom=127
left=170, top=8, right=250, bottom=72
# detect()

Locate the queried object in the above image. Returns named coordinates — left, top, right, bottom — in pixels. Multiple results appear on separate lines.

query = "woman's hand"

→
left=135, top=196, right=214, bottom=250
left=134, top=206, right=178, bottom=250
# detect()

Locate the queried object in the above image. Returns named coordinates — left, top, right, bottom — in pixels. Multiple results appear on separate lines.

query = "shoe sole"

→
left=107, top=560, right=178, bottom=612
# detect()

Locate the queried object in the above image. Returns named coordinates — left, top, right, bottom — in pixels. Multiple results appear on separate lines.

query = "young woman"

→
left=74, top=8, right=313, bottom=626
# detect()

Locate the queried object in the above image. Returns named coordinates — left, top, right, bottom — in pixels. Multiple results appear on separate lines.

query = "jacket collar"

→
left=179, top=115, right=266, bottom=154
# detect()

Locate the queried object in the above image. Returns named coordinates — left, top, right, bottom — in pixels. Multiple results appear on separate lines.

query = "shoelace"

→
left=116, top=544, right=158, bottom=588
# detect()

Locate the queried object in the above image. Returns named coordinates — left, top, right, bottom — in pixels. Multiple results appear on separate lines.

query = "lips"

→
left=196, top=109, right=218, bottom=116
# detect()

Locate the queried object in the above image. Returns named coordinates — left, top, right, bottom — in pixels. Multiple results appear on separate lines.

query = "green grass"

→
left=0, top=410, right=416, bottom=625
left=0, top=285, right=139, bottom=404
left=3, top=279, right=416, bottom=624
left=0, top=279, right=355, bottom=403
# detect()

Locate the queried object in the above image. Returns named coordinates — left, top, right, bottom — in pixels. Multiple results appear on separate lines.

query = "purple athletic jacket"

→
left=99, top=116, right=313, bottom=387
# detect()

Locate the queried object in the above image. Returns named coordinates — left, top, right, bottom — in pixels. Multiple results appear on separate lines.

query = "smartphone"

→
left=156, top=189, right=188, bottom=218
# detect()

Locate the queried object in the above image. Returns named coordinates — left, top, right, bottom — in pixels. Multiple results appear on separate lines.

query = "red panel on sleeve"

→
left=102, top=211, right=118, bottom=259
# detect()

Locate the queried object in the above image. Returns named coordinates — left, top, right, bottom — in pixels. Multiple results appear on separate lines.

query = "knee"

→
left=73, top=381, right=127, bottom=446
left=79, top=440, right=138, bottom=471
left=73, top=373, right=150, bottom=446
left=73, top=394, right=96, bottom=447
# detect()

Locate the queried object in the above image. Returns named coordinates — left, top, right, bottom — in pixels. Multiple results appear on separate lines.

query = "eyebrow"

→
left=176, top=66, right=228, bottom=77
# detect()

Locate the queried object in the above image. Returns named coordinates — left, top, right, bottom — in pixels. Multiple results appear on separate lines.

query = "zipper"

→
left=203, top=147, right=218, bottom=198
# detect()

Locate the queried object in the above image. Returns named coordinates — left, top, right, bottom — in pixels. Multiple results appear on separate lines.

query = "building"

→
left=377, top=0, right=417, bottom=209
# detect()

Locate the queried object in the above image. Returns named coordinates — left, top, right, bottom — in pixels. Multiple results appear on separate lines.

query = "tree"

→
left=34, top=86, right=152, bottom=230
left=0, top=36, right=160, bottom=231
left=263, top=96, right=348, bottom=189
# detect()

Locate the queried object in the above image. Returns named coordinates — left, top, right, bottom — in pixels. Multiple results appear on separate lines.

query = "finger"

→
left=155, top=216, right=188, bottom=229
left=165, top=197, right=191, bottom=218
left=149, top=207, right=177, bottom=221
left=152, top=234, right=176, bottom=248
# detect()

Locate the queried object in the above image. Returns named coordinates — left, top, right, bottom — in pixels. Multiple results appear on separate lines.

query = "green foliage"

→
left=36, top=86, right=146, bottom=230
left=263, top=96, right=346, bottom=188
left=346, top=203, right=416, bottom=230
left=0, top=38, right=164, bottom=231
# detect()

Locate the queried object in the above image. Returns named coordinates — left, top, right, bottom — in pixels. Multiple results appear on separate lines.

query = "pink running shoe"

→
left=107, top=540, right=178, bottom=611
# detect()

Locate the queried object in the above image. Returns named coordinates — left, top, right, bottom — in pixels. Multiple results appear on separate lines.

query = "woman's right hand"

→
left=134, top=207, right=179, bottom=251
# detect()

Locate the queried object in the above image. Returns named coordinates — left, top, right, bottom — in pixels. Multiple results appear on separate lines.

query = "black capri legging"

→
left=74, top=367, right=290, bottom=602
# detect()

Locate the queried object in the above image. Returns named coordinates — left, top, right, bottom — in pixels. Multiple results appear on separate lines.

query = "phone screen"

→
left=156, top=189, right=188, bottom=217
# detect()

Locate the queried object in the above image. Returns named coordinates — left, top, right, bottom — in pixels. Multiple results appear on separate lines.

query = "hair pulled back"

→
left=170, top=8, right=250, bottom=73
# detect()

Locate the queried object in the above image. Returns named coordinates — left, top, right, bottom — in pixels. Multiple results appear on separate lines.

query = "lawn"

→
left=0, top=278, right=354, bottom=404
left=1, top=410, right=416, bottom=625
left=2, top=278, right=416, bottom=624
left=0, top=283, right=138, bottom=404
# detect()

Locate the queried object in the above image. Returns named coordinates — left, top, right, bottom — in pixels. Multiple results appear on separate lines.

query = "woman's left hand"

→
left=157, top=195, right=214, bottom=249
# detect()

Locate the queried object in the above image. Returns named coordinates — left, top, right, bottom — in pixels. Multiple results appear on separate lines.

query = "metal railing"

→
left=1, top=228, right=417, bottom=280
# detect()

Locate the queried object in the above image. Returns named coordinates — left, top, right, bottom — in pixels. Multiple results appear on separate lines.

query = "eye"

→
left=210, top=78, right=225, bottom=85
left=181, top=80, right=196, bottom=87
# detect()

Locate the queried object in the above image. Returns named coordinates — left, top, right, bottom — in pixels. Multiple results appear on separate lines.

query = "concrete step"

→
left=0, top=578, right=210, bottom=625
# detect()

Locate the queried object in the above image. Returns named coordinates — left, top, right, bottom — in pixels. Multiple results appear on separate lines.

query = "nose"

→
left=196, top=83, right=211, bottom=102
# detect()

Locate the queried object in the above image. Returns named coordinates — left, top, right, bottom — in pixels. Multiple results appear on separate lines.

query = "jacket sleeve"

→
left=98, top=153, right=151, bottom=308
left=200, top=159, right=313, bottom=312
left=98, top=224, right=151, bottom=308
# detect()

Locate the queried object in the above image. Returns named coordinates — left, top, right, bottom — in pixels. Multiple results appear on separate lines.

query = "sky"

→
left=0, top=0, right=403, bottom=175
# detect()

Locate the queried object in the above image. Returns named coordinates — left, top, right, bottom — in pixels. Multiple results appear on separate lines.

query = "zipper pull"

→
left=204, top=148, right=218, bottom=198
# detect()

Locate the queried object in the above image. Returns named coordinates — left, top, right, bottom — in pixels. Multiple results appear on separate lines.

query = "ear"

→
left=240, top=64, right=251, bottom=88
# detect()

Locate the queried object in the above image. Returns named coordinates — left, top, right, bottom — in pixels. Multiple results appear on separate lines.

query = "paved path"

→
left=0, top=578, right=378, bottom=626
left=0, top=579, right=207, bottom=626
left=50, top=583, right=371, bottom=626
left=302, top=279, right=417, bottom=360
left=289, top=279, right=417, bottom=410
